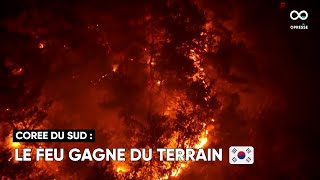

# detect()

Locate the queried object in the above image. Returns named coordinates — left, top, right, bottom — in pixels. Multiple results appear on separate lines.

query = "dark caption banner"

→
left=13, top=129, right=95, bottom=142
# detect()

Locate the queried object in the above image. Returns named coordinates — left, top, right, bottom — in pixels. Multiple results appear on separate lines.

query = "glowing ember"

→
left=170, top=163, right=187, bottom=177
left=114, top=161, right=131, bottom=175
left=38, top=42, right=45, bottom=49
left=11, top=67, right=24, bottom=76
left=171, top=168, right=181, bottom=177
left=157, top=80, right=161, bottom=86
left=116, top=167, right=126, bottom=173
left=6, top=135, right=22, bottom=149
left=160, top=123, right=209, bottom=179
left=195, top=133, right=208, bottom=149
left=11, top=141, right=21, bottom=148
left=112, top=64, right=119, bottom=72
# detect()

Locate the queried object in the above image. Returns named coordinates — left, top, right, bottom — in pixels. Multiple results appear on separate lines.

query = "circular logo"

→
left=290, top=10, right=308, bottom=20
left=237, top=151, right=246, bottom=159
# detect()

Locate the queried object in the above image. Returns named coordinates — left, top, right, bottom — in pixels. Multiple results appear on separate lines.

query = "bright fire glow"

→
left=170, top=163, right=187, bottom=177
left=2, top=17, right=217, bottom=179
left=11, top=141, right=21, bottom=148
left=159, top=47, right=212, bottom=179
left=160, top=123, right=209, bottom=179
left=38, top=42, right=45, bottom=49
left=115, top=163, right=130, bottom=174
left=116, top=166, right=127, bottom=173
left=195, top=129, right=209, bottom=149
left=12, top=67, right=24, bottom=76
left=112, top=64, right=119, bottom=72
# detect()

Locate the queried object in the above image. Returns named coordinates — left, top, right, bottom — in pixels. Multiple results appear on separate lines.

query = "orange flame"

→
left=161, top=123, right=209, bottom=179
left=114, top=162, right=130, bottom=174
left=11, top=141, right=21, bottom=148
left=116, top=166, right=128, bottom=173
left=112, top=64, right=119, bottom=72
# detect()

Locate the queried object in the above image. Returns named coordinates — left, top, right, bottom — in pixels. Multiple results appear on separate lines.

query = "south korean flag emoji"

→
left=229, top=146, right=254, bottom=164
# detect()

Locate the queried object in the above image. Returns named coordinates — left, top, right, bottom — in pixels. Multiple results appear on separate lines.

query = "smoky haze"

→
left=0, top=0, right=318, bottom=179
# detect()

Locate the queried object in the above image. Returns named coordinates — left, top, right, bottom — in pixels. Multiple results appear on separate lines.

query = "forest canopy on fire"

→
left=0, top=0, right=283, bottom=179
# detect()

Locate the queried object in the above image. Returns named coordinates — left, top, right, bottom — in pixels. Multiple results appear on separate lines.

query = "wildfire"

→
left=160, top=123, right=210, bottom=179
left=112, top=64, right=119, bottom=72
left=6, top=133, right=21, bottom=149
left=38, top=41, right=46, bottom=49
left=195, top=129, right=209, bottom=149
left=170, top=163, right=187, bottom=177
left=11, top=141, right=21, bottom=148
left=11, top=67, right=24, bottom=76
left=116, top=166, right=128, bottom=173
left=158, top=44, right=213, bottom=178
left=111, top=121, right=211, bottom=180
left=157, top=80, right=161, bottom=86
left=115, top=163, right=130, bottom=174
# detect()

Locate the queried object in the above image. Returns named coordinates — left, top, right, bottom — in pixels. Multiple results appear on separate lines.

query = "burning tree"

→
left=1, top=0, right=227, bottom=179
left=94, top=0, right=221, bottom=179
left=0, top=32, right=54, bottom=178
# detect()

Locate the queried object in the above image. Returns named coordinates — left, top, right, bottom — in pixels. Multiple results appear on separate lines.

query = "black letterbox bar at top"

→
left=12, top=129, right=95, bottom=142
